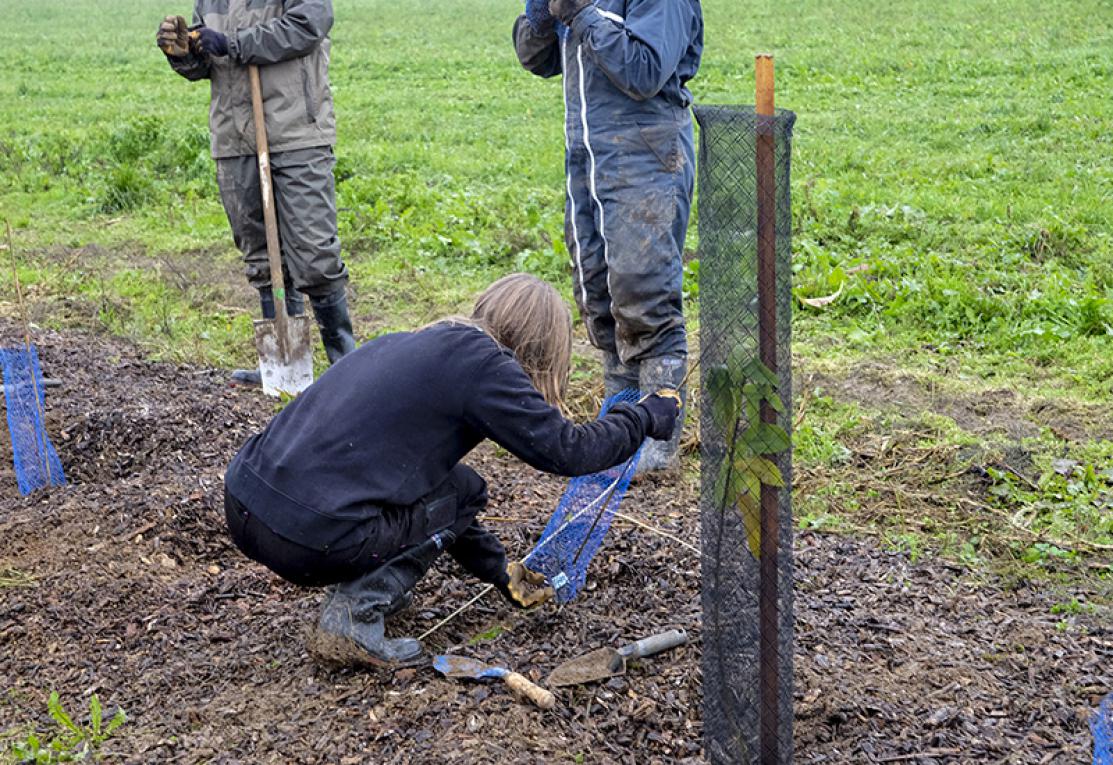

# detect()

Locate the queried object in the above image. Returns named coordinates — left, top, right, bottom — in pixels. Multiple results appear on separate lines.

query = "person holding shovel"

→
left=512, top=0, right=703, bottom=473
left=223, top=273, right=681, bottom=667
left=156, top=0, right=355, bottom=384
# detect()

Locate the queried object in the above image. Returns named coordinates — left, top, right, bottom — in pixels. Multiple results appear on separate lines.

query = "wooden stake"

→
left=756, top=54, right=775, bottom=117
left=754, top=54, right=782, bottom=765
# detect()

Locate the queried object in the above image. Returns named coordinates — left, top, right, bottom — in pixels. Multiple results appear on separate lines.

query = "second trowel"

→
left=548, top=629, right=689, bottom=687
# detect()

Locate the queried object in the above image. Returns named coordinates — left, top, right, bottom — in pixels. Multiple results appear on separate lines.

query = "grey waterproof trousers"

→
left=216, top=145, right=348, bottom=298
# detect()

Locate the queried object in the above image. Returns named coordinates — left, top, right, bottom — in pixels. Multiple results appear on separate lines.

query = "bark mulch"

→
left=0, top=323, right=1107, bottom=763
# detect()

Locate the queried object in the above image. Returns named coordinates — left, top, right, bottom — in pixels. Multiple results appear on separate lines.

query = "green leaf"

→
left=767, top=392, right=786, bottom=414
left=707, top=365, right=741, bottom=432
left=714, top=456, right=764, bottom=559
left=104, top=709, right=127, bottom=737
left=744, top=395, right=761, bottom=427
left=48, top=692, right=82, bottom=737
left=737, top=491, right=762, bottom=559
left=89, top=695, right=102, bottom=736
left=744, top=456, right=785, bottom=488
left=715, top=459, right=758, bottom=507
left=737, top=356, right=780, bottom=388
left=741, top=422, right=791, bottom=455
left=742, top=383, right=764, bottom=410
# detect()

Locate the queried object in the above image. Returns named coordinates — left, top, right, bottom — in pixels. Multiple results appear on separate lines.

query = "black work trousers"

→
left=224, top=464, right=509, bottom=588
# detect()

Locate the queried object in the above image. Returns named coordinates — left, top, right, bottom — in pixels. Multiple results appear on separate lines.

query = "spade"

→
left=247, top=64, right=316, bottom=397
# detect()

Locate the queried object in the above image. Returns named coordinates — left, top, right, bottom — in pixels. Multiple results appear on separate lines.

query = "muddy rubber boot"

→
left=603, top=351, right=641, bottom=401
left=387, top=590, right=414, bottom=618
left=309, top=288, right=357, bottom=365
left=311, top=533, right=452, bottom=668
left=230, top=287, right=305, bottom=386
left=318, top=586, right=414, bottom=621
left=636, top=355, right=687, bottom=475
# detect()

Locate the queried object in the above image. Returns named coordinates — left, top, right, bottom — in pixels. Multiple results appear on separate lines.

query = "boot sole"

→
left=227, top=379, right=262, bottom=389
left=308, top=631, right=428, bottom=671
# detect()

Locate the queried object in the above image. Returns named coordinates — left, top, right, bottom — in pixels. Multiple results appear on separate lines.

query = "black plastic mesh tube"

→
left=695, top=104, right=796, bottom=764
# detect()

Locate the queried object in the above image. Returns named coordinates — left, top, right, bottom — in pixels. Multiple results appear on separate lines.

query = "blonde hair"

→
left=471, top=273, right=572, bottom=407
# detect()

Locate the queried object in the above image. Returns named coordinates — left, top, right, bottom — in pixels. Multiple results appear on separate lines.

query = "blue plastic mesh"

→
left=1094, top=693, right=1112, bottom=765
left=524, top=389, right=644, bottom=603
left=1, top=346, right=65, bottom=495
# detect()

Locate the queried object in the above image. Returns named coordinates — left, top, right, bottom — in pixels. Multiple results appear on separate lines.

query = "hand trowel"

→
left=548, top=629, right=689, bottom=687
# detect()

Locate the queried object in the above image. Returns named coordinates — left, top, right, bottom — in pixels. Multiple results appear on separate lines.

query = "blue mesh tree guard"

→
left=1094, top=693, right=1113, bottom=765
left=1, top=345, right=65, bottom=495
left=524, top=389, right=644, bottom=603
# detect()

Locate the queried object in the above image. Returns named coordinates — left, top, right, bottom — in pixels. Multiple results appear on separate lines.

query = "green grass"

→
left=0, top=0, right=1110, bottom=568
left=2, top=0, right=1110, bottom=375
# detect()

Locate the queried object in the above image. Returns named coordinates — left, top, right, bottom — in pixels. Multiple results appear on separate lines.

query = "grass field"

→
left=1, top=2, right=1111, bottom=563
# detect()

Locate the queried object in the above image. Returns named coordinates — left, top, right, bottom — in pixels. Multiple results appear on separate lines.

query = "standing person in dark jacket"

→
left=223, top=274, right=680, bottom=667
left=512, top=0, right=703, bottom=473
left=156, top=0, right=356, bottom=383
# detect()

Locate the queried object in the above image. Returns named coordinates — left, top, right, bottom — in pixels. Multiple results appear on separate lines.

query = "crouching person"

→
left=223, top=273, right=680, bottom=667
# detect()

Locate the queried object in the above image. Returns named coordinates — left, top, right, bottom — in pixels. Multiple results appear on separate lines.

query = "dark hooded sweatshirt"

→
left=225, top=322, right=653, bottom=551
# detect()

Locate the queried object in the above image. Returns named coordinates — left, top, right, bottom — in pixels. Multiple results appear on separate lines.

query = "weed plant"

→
left=3, top=692, right=126, bottom=764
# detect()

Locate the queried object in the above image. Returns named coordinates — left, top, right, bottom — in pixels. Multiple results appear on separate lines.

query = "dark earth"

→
left=1, top=323, right=1109, bottom=763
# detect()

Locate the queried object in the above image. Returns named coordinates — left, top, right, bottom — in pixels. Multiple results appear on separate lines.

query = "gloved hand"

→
left=156, top=15, right=191, bottom=57
left=525, top=0, right=555, bottom=32
left=548, top=0, right=591, bottom=25
left=195, top=27, right=230, bottom=57
left=495, top=561, right=554, bottom=609
left=638, top=390, right=682, bottom=441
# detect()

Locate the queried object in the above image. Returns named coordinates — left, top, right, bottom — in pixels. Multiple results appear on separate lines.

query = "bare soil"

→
left=1, top=323, right=1108, bottom=763
left=806, top=360, right=1113, bottom=444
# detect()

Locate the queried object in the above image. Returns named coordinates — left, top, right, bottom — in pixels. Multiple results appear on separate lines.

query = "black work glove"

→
left=196, top=27, right=230, bottom=57
left=494, top=562, right=554, bottom=609
left=548, top=0, right=592, bottom=25
left=156, top=15, right=191, bottom=57
left=638, top=390, right=682, bottom=441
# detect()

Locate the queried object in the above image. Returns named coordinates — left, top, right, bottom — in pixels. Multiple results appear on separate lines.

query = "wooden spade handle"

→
left=248, top=64, right=292, bottom=334
left=504, top=672, right=556, bottom=710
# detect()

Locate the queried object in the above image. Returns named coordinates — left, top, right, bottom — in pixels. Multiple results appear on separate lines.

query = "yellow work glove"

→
left=496, top=561, right=554, bottom=609
left=157, top=15, right=191, bottom=57
left=157, top=15, right=203, bottom=57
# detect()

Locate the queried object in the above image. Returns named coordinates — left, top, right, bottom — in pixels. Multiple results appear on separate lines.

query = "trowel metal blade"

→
left=433, top=654, right=507, bottom=681
left=254, top=315, right=315, bottom=398
left=547, top=647, right=625, bottom=687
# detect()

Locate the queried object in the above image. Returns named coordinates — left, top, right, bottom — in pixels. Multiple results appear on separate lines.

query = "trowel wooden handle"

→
left=504, top=672, right=556, bottom=710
